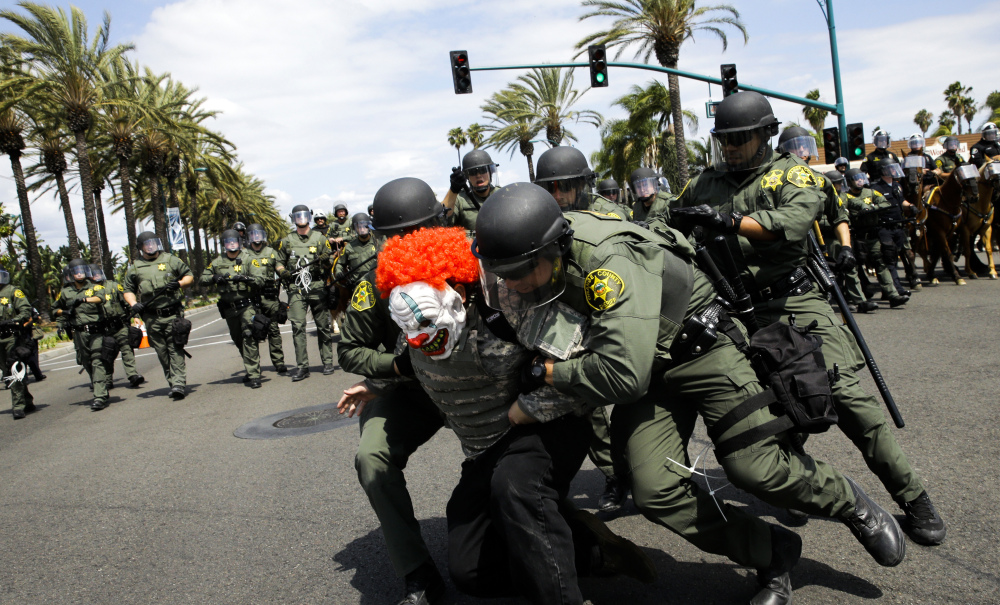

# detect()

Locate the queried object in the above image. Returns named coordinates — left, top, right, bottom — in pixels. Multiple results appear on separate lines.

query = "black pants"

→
left=26, top=337, right=43, bottom=380
left=447, top=414, right=592, bottom=605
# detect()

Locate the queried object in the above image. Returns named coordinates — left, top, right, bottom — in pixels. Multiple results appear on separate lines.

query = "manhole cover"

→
left=234, top=402, right=358, bottom=440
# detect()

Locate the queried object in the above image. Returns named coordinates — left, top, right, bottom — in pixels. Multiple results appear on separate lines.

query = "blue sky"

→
left=3, top=0, right=999, bottom=254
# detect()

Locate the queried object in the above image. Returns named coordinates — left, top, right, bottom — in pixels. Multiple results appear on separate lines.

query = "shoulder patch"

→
left=251, top=259, right=260, bottom=267
left=607, top=212, right=622, bottom=220
left=118, top=284, right=124, bottom=292
left=14, top=289, right=25, bottom=299
left=785, top=165, right=816, bottom=188
left=584, top=269, right=625, bottom=312
left=761, top=169, right=784, bottom=191
left=351, top=280, right=376, bottom=312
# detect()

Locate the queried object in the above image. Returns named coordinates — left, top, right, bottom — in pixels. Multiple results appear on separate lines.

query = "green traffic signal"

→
left=596, top=73, right=605, bottom=83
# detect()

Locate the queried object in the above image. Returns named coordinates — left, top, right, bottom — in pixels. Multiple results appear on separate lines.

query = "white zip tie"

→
left=665, top=442, right=733, bottom=522
left=294, top=256, right=312, bottom=293
left=3, top=361, right=27, bottom=385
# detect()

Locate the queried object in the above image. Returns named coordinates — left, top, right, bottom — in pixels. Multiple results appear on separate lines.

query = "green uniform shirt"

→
left=451, top=187, right=494, bottom=232
left=123, top=253, right=192, bottom=310
left=587, top=195, right=629, bottom=220
left=244, top=245, right=280, bottom=295
left=202, top=251, right=262, bottom=303
left=54, top=282, right=103, bottom=325
left=275, top=229, right=333, bottom=279
left=633, top=189, right=674, bottom=223
left=815, top=170, right=848, bottom=231
left=934, top=152, right=966, bottom=173
left=329, top=219, right=353, bottom=241
left=673, top=149, right=824, bottom=292
left=334, top=236, right=379, bottom=289
left=843, top=187, right=892, bottom=231
left=337, top=268, right=399, bottom=378
left=0, top=284, right=31, bottom=336
left=93, top=280, right=129, bottom=318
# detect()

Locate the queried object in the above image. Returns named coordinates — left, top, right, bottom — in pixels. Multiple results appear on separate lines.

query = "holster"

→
left=668, top=303, right=724, bottom=367
left=251, top=314, right=272, bottom=342
left=100, top=335, right=119, bottom=366
left=326, top=284, right=340, bottom=309
left=276, top=301, right=289, bottom=324
left=128, top=325, right=143, bottom=349
left=171, top=316, right=192, bottom=347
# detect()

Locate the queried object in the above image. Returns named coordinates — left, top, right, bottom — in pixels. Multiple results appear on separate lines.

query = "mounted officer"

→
left=861, top=129, right=900, bottom=181
left=1, top=265, right=35, bottom=419
left=904, top=134, right=939, bottom=188
left=312, top=209, right=330, bottom=236
left=629, top=166, right=673, bottom=223
left=444, top=149, right=499, bottom=232
left=329, top=203, right=352, bottom=246
left=969, top=122, right=1000, bottom=168
left=244, top=223, right=287, bottom=375
left=934, top=135, right=966, bottom=174
left=89, top=264, right=144, bottom=389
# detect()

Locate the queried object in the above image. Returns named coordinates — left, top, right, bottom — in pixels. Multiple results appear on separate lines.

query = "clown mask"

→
left=388, top=281, right=467, bottom=359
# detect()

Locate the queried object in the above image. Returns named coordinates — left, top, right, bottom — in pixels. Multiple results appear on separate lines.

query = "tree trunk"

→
left=53, top=171, right=80, bottom=258
left=94, top=188, right=113, bottom=276
left=525, top=153, right=535, bottom=182
left=117, top=155, right=137, bottom=261
left=72, top=130, right=103, bottom=265
left=666, top=72, right=690, bottom=184
left=7, top=152, right=49, bottom=319
left=189, top=193, right=204, bottom=285
left=148, top=176, right=167, bottom=246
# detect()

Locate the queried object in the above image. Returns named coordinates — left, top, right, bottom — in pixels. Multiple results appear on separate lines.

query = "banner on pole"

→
left=166, top=207, right=186, bottom=250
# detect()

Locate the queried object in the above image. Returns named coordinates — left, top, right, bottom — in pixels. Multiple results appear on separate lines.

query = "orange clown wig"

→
left=375, top=227, right=481, bottom=298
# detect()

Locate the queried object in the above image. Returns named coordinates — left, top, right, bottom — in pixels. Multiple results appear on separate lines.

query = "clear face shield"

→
left=711, top=127, right=768, bottom=172
left=944, top=138, right=960, bottom=152
left=903, top=155, right=926, bottom=170
left=848, top=172, right=868, bottom=191
left=0, top=269, right=9, bottom=285
left=353, top=218, right=372, bottom=238
left=89, top=265, right=105, bottom=283
left=881, top=163, right=905, bottom=179
left=598, top=187, right=620, bottom=201
left=68, top=264, right=92, bottom=282
left=984, top=127, right=999, bottom=143
left=908, top=136, right=925, bottom=151
left=465, top=164, right=498, bottom=193
left=630, top=177, right=658, bottom=200
left=478, top=241, right=567, bottom=312
left=874, top=133, right=890, bottom=150
left=538, top=177, right=590, bottom=211
left=222, top=236, right=242, bottom=253
left=248, top=228, right=266, bottom=245
left=291, top=210, right=312, bottom=227
left=955, top=164, right=980, bottom=183
left=140, top=237, right=163, bottom=256
left=779, top=135, right=819, bottom=161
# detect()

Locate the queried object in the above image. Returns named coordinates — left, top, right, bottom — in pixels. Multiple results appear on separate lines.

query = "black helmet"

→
left=597, top=177, right=619, bottom=193
left=371, top=177, right=445, bottom=234
left=136, top=231, right=163, bottom=255
left=778, top=126, right=810, bottom=145
left=824, top=170, right=845, bottom=185
left=777, top=125, right=818, bottom=161
left=67, top=258, right=92, bottom=281
left=232, top=221, right=246, bottom=233
left=462, top=149, right=495, bottom=172
left=845, top=168, right=867, bottom=190
left=873, top=129, right=890, bottom=150
left=351, top=212, right=372, bottom=237
left=630, top=166, right=659, bottom=201
left=534, top=146, right=593, bottom=183
left=221, top=229, right=242, bottom=253
left=711, top=91, right=780, bottom=171
left=247, top=223, right=267, bottom=245
left=982, top=122, right=999, bottom=143
left=334, top=203, right=348, bottom=219
left=472, top=183, right=572, bottom=309
left=367, top=204, right=374, bottom=214
left=290, top=204, right=312, bottom=226
left=943, top=136, right=960, bottom=152
left=88, top=264, right=105, bottom=282
left=461, top=149, right=498, bottom=194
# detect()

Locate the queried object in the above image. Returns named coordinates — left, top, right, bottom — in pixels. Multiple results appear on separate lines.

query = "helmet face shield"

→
left=140, top=237, right=163, bottom=255
left=848, top=172, right=868, bottom=190
left=353, top=218, right=372, bottom=237
left=89, top=264, right=105, bottom=282
left=291, top=210, right=312, bottom=226
left=69, top=263, right=92, bottom=282
left=908, top=136, right=925, bottom=150
left=903, top=155, right=927, bottom=170
left=882, top=163, right=905, bottom=179
left=631, top=176, right=658, bottom=199
left=538, top=177, right=588, bottom=210
left=778, top=135, right=819, bottom=161
left=222, top=235, right=242, bottom=252
left=710, top=127, right=769, bottom=171
left=873, top=132, right=890, bottom=149
left=983, top=124, right=999, bottom=142
left=944, top=138, right=960, bottom=152
left=0, top=269, right=9, bottom=285
left=464, top=164, right=497, bottom=193
left=478, top=242, right=567, bottom=312
left=248, top=228, right=266, bottom=244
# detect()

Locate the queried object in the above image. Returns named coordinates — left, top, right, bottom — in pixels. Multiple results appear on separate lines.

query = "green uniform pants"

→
left=827, top=238, right=867, bottom=305
left=259, top=297, right=286, bottom=368
left=107, top=325, right=139, bottom=381
left=355, top=389, right=444, bottom=577
left=78, top=331, right=110, bottom=403
left=588, top=407, right=619, bottom=480
left=73, top=329, right=90, bottom=380
left=2, top=338, right=33, bottom=412
left=224, top=304, right=260, bottom=380
left=755, top=290, right=924, bottom=504
left=287, top=287, right=333, bottom=371
left=144, top=313, right=187, bottom=388
left=864, top=237, right=901, bottom=299
left=611, top=334, right=856, bottom=570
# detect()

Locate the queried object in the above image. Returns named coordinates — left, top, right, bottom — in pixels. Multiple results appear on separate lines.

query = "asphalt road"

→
left=2, top=278, right=999, bottom=605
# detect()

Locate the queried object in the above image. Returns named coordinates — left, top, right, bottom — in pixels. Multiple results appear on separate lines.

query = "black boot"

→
left=841, top=477, right=906, bottom=567
left=898, top=491, right=946, bottom=545
left=597, top=476, right=628, bottom=512
left=397, top=560, right=445, bottom=605
left=857, top=300, right=879, bottom=313
left=752, top=525, right=801, bottom=605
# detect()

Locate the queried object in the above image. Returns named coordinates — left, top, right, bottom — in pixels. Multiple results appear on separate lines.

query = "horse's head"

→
left=955, top=164, right=981, bottom=199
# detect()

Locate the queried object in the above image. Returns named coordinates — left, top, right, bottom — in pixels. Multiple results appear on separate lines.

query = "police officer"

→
left=671, top=91, right=945, bottom=547
left=871, top=162, right=919, bottom=292
left=329, top=203, right=352, bottom=245
left=834, top=156, right=850, bottom=175
left=475, top=184, right=907, bottom=605
left=1, top=266, right=35, bottom=419
left=777, top=125, right=819, bottom=162
left=934, top=135, right=966, bottom=174
left=534, top=146, right=625, bottom=219
left=232, top=221, right=248, bottom=246
left=123, top=231, right=194, bottom=400
left=367, top=204, right=375, bottom=220
left=337, top=177, right=449, bottom=605
left=629, top=166, right=673, bottom=222
left=275, top=205, right=335, bottom=380
left=90, top=264, right=145, bottom=389
left=969, top=122, right=1000, bottom=168
left=312, top=210, right=329, bottom=236
left=905, top=134, right=939, bottom=188
left=244, top=223, right=287, bottom=375
left=824, top=171, right=877, bottom=313
left=861, top=129, right=901, bottom=181
left=334, top=213, right=378, bottom=292
left=597, top=177, right=621, bottom=203
left=444, top=149, right=499, bottom=231
left=842, top=169, right=909, bottom=306
left=203, top=229, right=264, bottom=388
left=54, top=260, right=114, bottom=409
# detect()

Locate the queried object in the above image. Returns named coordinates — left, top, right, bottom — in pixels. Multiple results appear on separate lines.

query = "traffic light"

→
left=823, top=126, right=841, bottom=164
left=588, top=45, right=608, bottom=88
left=720, top=64, right=738, bottom=97
left=847, top=122, right=865, bottom=160
left=450, top=50, right=472, bottom=95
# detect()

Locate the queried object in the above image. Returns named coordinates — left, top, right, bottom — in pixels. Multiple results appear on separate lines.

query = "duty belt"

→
left=0, top=325, right=18, bottom=338
left=751, top=267, right=814, bottom=304
left=219, top=297, right=253, bottom=312
left=261, top=286, right=279, bottom=298
left=667, top=300, right=728, bottom=367
left=81, top=321, right=108, bottom=335
left=105, top=316, right=127, bottom=331
left=146, top=303, right=182, bottom=318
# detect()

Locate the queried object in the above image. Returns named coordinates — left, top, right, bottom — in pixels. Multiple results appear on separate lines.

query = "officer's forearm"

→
left=442, top=190, right=458, bottom=210
left=178, top=275, right=194, bottom=288
left=836, top=222, right=851, bottom=247
left=124, top=293, right=137, bottom=306
left=737, top=216, right=779, bottom=241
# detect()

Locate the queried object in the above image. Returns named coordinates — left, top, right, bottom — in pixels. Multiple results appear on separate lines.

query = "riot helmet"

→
left=630, top=167, right=659, bottom=202
left=0, top=268, right=8, bottom=285
left=61, top=266, right=72, bottom=285
left=462, top=149, right=499, bottom=195
left=710, top=91, right=781, bottom=172
left=289, top=204, right=312, bottom=227
left=247, top=223, right=267, bottom=246
left=367, top=204, right=375, bottom=217
left=371, top=177, right=445, bottom=237
left=334, top=204, right=349, bottom=221
left=472, top=182, right=572, bottom=311
left=67, top=258, right=92, bottom=282
left=943, top=136, right=960, bottom=152
left=873, top=129, right=890, bottom=150
left=824, top=170, right=846, bottom=192
left=232, top=221, right=247, bottom=235
left=845, top=168, right=867, bottom=192
left=221, top=229, right=242, bottom=254
left=312, top=209, right=327, bottom=225
left=89, top=264, right=105, bottom=283
left=982, top=122, right=999, bottom=143
left=834, top=156, right=849, bottom=172
left=881, top=162, right=904, bottom=180
left=596, top=177, right=620, bottom=201
left=908, top=134, right=925, bottom=151
left=534, top=146, right=595, bottom=211
left=778, top=126, right=819, bottom=161
left=136, top=231, right=163, bottom=257
left=351, top=213, right=372, bottom=239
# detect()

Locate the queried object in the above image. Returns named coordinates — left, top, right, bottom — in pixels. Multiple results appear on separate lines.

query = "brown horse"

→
left=921, top=167, right=980, bottom=285
left=959, top=161, right=999, bottom=279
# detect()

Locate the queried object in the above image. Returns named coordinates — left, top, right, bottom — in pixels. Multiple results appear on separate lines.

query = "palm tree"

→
left=137, top=129, right=168, bottom=242
left=932, top=111, right=955, bottom=137
left=802, top=89, right=827, bottom=135
left=590, top=117, right=660, bottom=190
left=25, top=127, right=81, bottom=257
left=447, top=127, right=466, bottom=164
left=979, top=91, right=1000, bottom=129
left=913, top=109, right=933, bottom=137
left=960, top=96, right=979, bottom=134
left=576, top=0, right=747, bottom=184
left=511, top=68, right=602, bottom=146
left=481, top=88, right=542, bottom=181
left=687, top=136, right=712, bottom=175
left=466, top=123, right=485, bottom=148
left=943, top=81, right=972, bottom=135
left=0, top=108, right=48, bottom=316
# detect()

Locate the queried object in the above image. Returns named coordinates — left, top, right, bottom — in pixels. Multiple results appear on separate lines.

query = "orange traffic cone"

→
left=138, top=320, right=150, bottom=349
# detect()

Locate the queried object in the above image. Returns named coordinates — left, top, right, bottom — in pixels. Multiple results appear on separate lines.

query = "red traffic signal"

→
left=450, top=50, right=472, bottom=95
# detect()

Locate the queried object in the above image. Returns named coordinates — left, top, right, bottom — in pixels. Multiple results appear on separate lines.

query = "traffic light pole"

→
left=822, top=0, right=850, bottom=158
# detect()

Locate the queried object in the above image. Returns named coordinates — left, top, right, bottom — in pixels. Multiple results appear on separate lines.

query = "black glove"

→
left=70, top=297, right=85, bottom=309
left=632, top=220, right=650, bottom=230
left=278, top=269, right=292, bottom=284
left=0, top=319, right=16, bottom=328
left=393, top=353, right=414, bottom=377
left=130, top=303, right=145, bottom=316
left=835, top=246, right=857, bottom=272
left=672, top=204, right=742, bottom=235
left=230, top=274, right=247, bottom=284
left=164, top=280, right=181, bottom=292
left=212, top=274, right=227, bottom=285
left=449, top=167, right=467, bottom=194
left=519, top=357, right=547, bottom=395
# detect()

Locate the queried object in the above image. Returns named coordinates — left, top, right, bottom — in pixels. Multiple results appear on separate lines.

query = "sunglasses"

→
left=466, top=166, right=490, bottom=176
